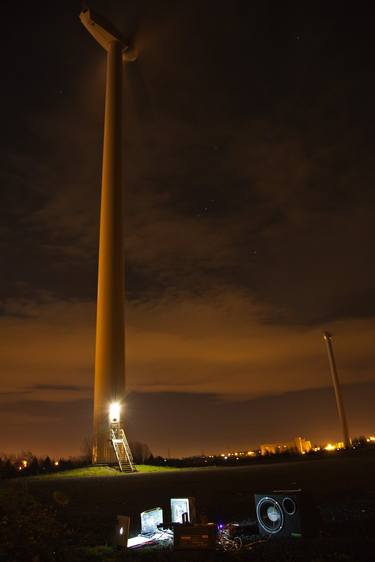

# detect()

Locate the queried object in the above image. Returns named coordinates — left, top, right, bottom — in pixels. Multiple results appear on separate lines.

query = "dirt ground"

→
left=9, top=452, right=375, bottom=561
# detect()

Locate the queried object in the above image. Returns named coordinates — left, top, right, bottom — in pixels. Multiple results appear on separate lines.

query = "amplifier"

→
left=173, top=523, right=217, bottom=550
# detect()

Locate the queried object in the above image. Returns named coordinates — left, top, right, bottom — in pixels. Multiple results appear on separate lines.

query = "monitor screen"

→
left=171, top=498, right=190, bottom=523
left=141, top=507, right=163, bottom=534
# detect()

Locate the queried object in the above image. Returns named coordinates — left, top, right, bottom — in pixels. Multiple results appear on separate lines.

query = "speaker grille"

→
left=256, top=497, right=284, bottom=534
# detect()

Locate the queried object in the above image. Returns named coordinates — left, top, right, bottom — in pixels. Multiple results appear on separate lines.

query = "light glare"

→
left=109, top=401, right=121, bottom=423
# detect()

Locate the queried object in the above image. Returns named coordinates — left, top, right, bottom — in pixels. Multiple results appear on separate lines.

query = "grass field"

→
left=3, top=452, right=375, bottom=561
left=29, top=464, right=180, bottom=480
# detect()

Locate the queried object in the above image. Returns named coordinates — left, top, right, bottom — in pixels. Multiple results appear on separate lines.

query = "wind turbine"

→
left=80, top=8, right=136, bottom=466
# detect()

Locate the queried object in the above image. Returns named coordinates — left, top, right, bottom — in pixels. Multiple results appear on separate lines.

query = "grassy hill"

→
left=28, top=464, right=180, bottom=480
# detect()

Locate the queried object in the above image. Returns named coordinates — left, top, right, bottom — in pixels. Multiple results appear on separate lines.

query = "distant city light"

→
left=211, top=434, right=375, bottom=462
left=260, top=436, right=312, bottom=455
left=324, top=442, right=344, bottom=451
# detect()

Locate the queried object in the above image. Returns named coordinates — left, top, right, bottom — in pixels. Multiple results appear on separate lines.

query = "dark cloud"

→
left=0, top=384, right=89, bottom=398
left=30, top=384, right=90, bottom=392
left=2, top=1, right=374, bottom=321
left=0, top=398, right=88, bottom=419
left=0, top=390, right=33, bottom=397
left=0, top=294, right=374, bottom=402
left=0, top=1, right=374, bottom=455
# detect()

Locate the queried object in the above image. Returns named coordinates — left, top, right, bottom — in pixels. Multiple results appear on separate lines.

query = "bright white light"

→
left=141, top=507, right=163, bottom=534
left=171, top=498, right=190, bottom=524
left=119, top=527, right=123, bottom=535
left=109, top=402, right=121, bottom=423
left=127, top=536, right=153, bottom=548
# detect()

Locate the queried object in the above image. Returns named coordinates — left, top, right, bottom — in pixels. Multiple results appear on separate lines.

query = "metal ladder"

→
left=110, top=426, right=136, bottom=473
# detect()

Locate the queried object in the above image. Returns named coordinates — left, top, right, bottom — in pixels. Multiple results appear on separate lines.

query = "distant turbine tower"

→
left=323, top=332, right=351, bottom=448
left=80, top=9, right=136, bottom=466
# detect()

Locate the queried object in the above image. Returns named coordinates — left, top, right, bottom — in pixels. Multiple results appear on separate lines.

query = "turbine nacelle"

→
left=79, top=8, right=136, bottom=61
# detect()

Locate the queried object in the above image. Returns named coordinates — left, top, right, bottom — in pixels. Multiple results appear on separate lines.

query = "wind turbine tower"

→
left=80, top=9, right=136, bottom=468
left=323, top=332, right=351, bottom=449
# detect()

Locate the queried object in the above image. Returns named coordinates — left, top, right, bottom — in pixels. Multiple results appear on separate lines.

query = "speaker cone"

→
left=256, top=497, right=284, bottom=533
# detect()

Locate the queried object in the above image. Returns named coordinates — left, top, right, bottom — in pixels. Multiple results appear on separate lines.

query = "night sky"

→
left=1, top=0, right=375, bottom=458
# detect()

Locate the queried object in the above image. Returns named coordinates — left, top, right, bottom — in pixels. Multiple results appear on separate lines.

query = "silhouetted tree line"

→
left=0, top=439, right=154, bottom=478
left=81, top=437, right=154, bottom=465
left=129, top=441, right=153, bottom=464
left=0, top=453, right=89, bottom=479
